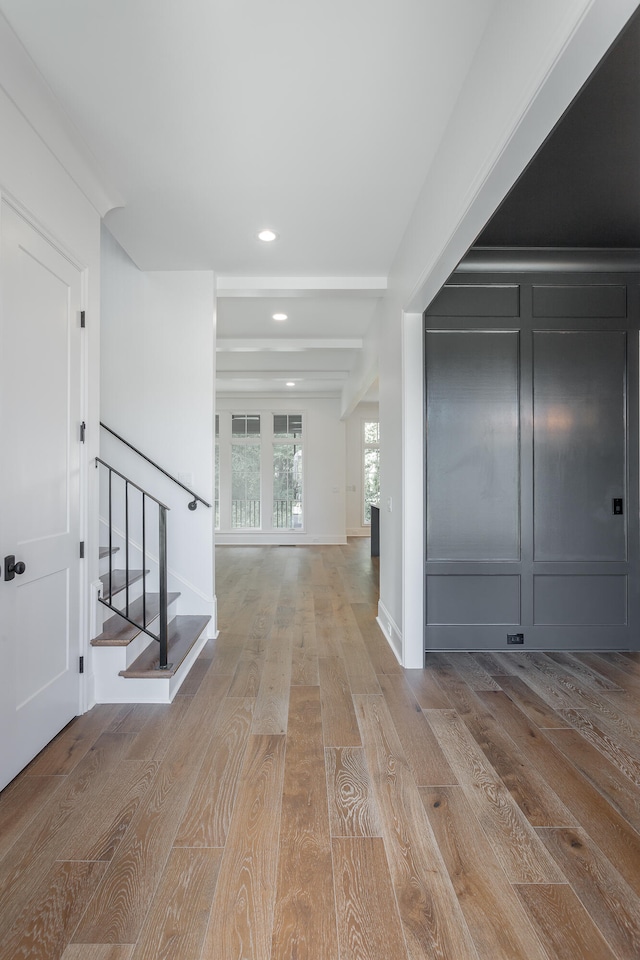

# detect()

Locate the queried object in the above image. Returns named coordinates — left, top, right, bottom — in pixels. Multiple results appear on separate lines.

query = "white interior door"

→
left=0, top=200, right=83, bottom=791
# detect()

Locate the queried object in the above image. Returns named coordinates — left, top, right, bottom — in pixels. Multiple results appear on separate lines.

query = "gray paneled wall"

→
left=424, top=270, right=640, bottom=652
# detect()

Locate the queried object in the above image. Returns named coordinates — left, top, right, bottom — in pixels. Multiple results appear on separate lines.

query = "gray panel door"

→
left=425, top=283, right=638, bottom=652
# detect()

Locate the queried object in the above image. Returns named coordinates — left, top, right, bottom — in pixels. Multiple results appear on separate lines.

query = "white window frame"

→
left=272, top=412, right=304, bottom=532
left=216, top=409, right=305, bottom=534
left=362, top=418, right=380, bottom=526
left=230, top=413, right=262, bottom=530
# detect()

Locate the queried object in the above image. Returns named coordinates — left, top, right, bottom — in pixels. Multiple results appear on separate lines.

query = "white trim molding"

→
left=377, top=599, right=403, bottom=665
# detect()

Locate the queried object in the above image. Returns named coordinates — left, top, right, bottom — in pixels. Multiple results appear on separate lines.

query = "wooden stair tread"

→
left=99, top=545, right=120, bottom=559
left=119, top=615, right=211, bottom=678
left=91, top=592, right=181, bottom=646
left=100, top=568, right=148, bottom=600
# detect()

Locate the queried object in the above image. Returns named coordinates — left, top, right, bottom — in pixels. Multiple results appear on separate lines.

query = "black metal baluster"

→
left=108, top=468, right=113, bottom=609
left=142, top=491, right=147, bottom=629
left=125, top=480, right=130, bottom=616
left=158, top=505, right=170, bottom=670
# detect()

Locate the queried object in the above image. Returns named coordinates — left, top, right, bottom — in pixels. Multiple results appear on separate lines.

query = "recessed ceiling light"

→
left=257, top=229, right=278, bottom=242
left=286, top=381, right=296, bottom=387
left=272, top=313, right=288, bottom=321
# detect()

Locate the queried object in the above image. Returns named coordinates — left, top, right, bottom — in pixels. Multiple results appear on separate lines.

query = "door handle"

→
left=4, top=555, right=26, bottom=581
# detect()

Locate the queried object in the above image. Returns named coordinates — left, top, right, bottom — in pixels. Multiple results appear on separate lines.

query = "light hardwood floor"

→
left=2, top=540, right=640, bottom=958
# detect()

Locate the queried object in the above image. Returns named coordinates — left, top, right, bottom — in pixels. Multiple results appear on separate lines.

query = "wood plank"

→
left=0, top=732, right=138, bottom=942
left=490, top=652, right=588, bottom=712
left=561, top=702, right=640, bottom=759
left=591, top=652, right=640, bottom=696
left=494, top=674, right=570, bottom=729
left=560, top=710, right=640, bottom=788
left=202, top=734, right=286, bottom=960
left=72, top=675, right=231, bottom=944
left=425, top=709, right=562, bottom=883
left=537, top=826, right=640, bottom=959
left=99, top=569, right=147, bottom=601
left=325, top=747, right=381, bottom=838
left=319, top=657, right=361, bottom=747
left=354, top=694, right=478, bottom=960
left=470, top=651, right=511, bottom=676
left=1, top=859, right=107, bottom=960
left=478, top=690, right=640, bottom=897
left=514, top=884, right=618, bottom=960
left=314, top=595, right=342, bottom=657
left=119, top=614, right=210, bottom=677
left=544, top=651, right=624, bottom=692
left=61, top=703, right=123, bottom=740
left=25, top=729, right=95, bottom=777
left=332, top=837, right=408, bottom=960
left=421, top=786, right=550, bottom=960
left=444, top=653, right=502, bottom=691
left=438, top=680, right=575, bottom=827
left=175, top=656, right=210, bottom=696
left=271, top=686, right=338, bottom=960
left=543, top=725, right=640, bottom=832
left=228, top=653, right=264, bottom=697
left=339, top=603, right=383, bottom=694
left=0, top=775, right=64, bottom=860
left=351, top=603, right=403, bottom=675
left=62, top=948, right=133, bottom=960
left=205, top=637, right=245, bottom=676
left=129, top=848, right=222, bottom=960
left=125, top=698, right=192, bottom=762
left=57, top=760, right=158, bottom=862
left=290, top=589, right=319, bottom=685
left=404, top=668, right=452, bottom=710
left=377, top=674, right=457, bottom=786
left=251, top=628, right=292, bottom=735
left=174, top=698, right=254, bottom=847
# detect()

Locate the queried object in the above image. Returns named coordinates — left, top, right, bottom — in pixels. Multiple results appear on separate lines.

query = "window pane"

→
left=364, top=421, right=379, bottom=444
left=364, top=447, right=380, bottom=525
left=273, top=414, right=288, bottom=436
left=231, top=414, right=261, bottom=438
left=273, top=413, right=303, bottom=438
left=215, top=413, right=219, bottom=438
left=273, top=443, right=303, bottom=528
left=232, top=444, right=261, bottom=527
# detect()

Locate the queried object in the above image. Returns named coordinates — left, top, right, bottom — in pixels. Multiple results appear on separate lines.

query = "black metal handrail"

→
left=96, top=456, right=172, bottom=670
left=100, top=422, right=211, bottom=510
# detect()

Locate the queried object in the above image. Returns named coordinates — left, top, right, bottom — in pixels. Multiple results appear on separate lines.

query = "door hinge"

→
left=80, top=421, right=86, bottom=443
left=79, top=656, right=84, bottom=674
left=80, top=310, right=86, bottom=328
left=79, top=541, right=85, bottom=559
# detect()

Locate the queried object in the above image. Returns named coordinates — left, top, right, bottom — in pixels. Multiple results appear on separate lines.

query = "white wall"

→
left=346, top=0, right=640, bottom=667
left=216, top=396, right=346, bottom=545
left=0, top=22, right=104, bottom=710
left=345, top=402, right=379, bottom=537
left=100, top=225, right=216, bottom=631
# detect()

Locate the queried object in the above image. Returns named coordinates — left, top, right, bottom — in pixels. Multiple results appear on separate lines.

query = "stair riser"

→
left=92, top=631, right=209, bottom=704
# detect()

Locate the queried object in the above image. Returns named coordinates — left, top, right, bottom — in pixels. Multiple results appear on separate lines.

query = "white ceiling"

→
left=0, top=0, right=497, bottom=398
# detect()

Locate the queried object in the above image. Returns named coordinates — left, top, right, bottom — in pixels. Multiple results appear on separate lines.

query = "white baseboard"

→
left=210, top=595, right=219, bottom=638
left=377, top=599, right=403, bottom=665
left=215, top=534, right=347, bottom=546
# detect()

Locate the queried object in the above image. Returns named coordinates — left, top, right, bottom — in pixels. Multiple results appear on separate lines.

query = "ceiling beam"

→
left=216, top=276, right=387, bottom=298
left=216, top=338, right=362, bottom=352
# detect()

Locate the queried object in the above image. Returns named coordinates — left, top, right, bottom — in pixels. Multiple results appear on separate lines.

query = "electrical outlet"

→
left=507, top=633, right=524, bottom=645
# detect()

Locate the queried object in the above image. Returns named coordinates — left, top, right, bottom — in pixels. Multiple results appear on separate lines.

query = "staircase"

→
left=91, top=429, right=212, bottom=703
